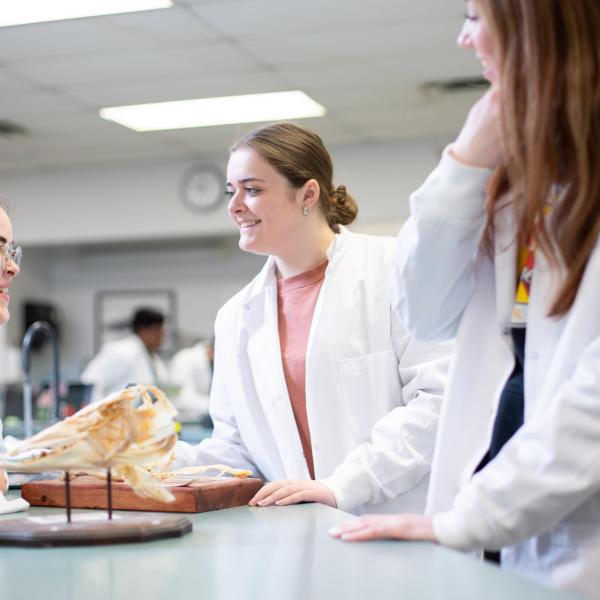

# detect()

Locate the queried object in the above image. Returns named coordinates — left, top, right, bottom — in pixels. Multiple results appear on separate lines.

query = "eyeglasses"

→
left=1, top=241, right=22, bottom=273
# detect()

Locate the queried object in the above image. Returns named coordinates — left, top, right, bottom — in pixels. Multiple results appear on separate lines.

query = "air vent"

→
left=0, top=120, right=28, bottom=137
left=421, top=76, right=489, bottom=96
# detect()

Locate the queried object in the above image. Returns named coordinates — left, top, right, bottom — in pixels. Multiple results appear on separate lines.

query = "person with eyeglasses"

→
left=0, top=245, right=21, bottom=327
left=0, top=205, right=22, bottom=500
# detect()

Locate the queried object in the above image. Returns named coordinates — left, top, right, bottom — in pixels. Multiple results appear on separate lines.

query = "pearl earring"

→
left=303, top=206, right=309, bottom=217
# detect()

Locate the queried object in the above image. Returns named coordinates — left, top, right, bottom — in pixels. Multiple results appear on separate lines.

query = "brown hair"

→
left=481, top=0, right=600, bottom=316
left=230, top=122, right=358, bottom=229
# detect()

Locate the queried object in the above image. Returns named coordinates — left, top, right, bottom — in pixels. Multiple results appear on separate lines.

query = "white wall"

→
left=1, top=136, right=450, bottom=382
left=6, top=239, right=264, bottom=378
left=2, top=137, right=446, bottom=246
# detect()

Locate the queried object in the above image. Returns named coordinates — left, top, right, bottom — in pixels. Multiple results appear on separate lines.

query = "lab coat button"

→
left=529, top=351, right=539, bottom=360
left=313, top=444, right=319, bottom=452
left=502, top=326, right=511, bottom=336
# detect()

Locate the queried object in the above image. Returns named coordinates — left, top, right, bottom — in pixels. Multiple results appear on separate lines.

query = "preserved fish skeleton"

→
left=0, top=385, right=177, bottom=502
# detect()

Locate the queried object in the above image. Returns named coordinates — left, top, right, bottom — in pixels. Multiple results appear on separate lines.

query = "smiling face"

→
left=0, top=208, right=20, bottom=326
left=226, top=146, right=308, bottom=259
left=458, top=0, right=499, bottom=86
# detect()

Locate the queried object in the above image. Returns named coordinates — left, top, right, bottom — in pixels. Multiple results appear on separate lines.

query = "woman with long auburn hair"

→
left=332, top=1, right=600, bottom=597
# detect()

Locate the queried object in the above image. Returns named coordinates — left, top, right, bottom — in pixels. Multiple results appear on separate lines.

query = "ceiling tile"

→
left=235, top=18, right=462, bottom=68
left=192, top=0, right=461, bottom=36
left=278, top=51, right=480, bottom=93
left=0, top=19, right=156, bottom=62
left=63, top=67, right=289, bottom=107
left=0, top=0, right=484, bottom=172
left=336, top=90, right=483, bottom=140
left=1, top=89, right=86, bottom=121
left=0, top=68, right=37, bottom=93
left=6, top=40, right=257, bottom=88
left=100, top=6, right=218, bottom=45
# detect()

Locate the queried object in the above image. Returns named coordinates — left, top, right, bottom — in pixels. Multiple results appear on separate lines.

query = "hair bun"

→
left=328, top=184, right=357, bottom=226
left=332, top=185, right=347, bottom=204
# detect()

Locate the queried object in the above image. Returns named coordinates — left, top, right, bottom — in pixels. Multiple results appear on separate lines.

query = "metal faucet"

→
left=22, top=321, right=60, bottom=438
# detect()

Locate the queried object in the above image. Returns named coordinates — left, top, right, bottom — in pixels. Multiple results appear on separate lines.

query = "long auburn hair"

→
left=481, top=0, right=600, bottom=316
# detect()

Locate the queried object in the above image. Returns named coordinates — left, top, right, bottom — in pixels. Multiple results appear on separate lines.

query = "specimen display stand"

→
left=0, top=469, right=193, bottom=547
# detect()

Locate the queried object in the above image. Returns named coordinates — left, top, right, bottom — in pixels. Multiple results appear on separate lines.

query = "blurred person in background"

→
left=168, top=337, right=214, bottom=424
left=81, top=307, right=168, bottom=401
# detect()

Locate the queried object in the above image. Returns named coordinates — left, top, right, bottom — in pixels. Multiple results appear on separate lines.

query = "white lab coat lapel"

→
left=524, top=251, right=567, bottom=419
left=494, top=206, right=518, bottom=339
left=241, top=257, right=310, bottom=478
left=304, top=230, right=345, bottom=385
left=303, top=230, right=346, bottom=466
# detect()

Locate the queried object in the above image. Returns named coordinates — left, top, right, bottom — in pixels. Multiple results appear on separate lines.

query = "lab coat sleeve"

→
left=433, top=334, right=600, bottom=551
left=321, top=315, right=452, bottom=512
left=390, top=150, right=493, bottom=341
left=80, top=345, right=131, bottom=394
left=171, top=311, right=260, bottom=476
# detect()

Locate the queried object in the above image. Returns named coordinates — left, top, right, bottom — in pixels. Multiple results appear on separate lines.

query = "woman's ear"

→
left=301, top=179, right=320, bottom=210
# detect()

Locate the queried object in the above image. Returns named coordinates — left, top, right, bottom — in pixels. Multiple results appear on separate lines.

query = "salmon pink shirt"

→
left=276, top=259, right=328, bottom=480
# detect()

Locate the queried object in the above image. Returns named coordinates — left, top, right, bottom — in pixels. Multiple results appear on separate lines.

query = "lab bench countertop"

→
left=0, top=497, right=582, bottom=600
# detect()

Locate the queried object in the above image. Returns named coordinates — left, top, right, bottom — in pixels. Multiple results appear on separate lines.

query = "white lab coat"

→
left=168, top=342, right=212, bottom=417
left=81, top=334, right=168, bottom=401
left=175, top=227, right=451, bottom=513
left=392, top=151, right=600, bottom=598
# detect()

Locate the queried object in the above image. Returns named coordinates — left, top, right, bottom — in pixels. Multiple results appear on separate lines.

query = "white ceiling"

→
left=0, top=0, right=483, bottom=175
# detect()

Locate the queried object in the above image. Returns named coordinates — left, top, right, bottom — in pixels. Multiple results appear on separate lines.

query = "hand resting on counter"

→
left=329, top=513, right=438, bottom=543
left=249, top=479, right=337, bottom=508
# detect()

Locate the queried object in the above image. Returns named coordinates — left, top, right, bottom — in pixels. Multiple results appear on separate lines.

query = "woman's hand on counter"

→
left=249, top=479, right=337, bottom=508
left=329, top=513, right=437, bottom=543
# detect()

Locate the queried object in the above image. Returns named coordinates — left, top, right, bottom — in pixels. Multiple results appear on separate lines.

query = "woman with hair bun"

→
left=175, top=122, right=451, bottom=514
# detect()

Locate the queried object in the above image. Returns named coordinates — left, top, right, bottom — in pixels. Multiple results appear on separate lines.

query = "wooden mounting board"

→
left=21, top=476, right=263, bottom=513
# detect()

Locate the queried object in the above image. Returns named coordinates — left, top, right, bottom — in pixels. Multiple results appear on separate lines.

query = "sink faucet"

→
left=22, top=321, right=60, bottom=438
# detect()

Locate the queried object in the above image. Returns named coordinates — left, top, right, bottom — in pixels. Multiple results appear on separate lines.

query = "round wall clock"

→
left=179, top=163, right=225, bottom=213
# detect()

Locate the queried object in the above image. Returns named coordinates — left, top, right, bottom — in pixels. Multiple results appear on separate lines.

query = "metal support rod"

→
left=107, top=467, right=113, bottom=521
left=22, top=321, right=61, bottom=437
left=22, top=381, right=33, bottom=439
left=65, top=471, right=72, bottom=524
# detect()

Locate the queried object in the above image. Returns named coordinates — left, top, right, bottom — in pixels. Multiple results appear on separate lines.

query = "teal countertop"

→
left=0, top=499, right=581, bottom=600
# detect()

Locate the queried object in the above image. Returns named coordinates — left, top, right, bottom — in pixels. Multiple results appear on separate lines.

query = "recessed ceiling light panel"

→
left=0, top=1, right=173, bottom=28
left=99, top=91, right=327, bottom=132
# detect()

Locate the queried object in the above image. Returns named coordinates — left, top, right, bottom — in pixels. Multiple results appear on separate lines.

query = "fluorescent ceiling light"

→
left=99, top=91, right=327, bottom=132
left=0, top=1, right=173, bottom=28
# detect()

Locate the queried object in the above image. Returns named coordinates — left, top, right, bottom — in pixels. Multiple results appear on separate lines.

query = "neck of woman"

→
left=274, top=223, right=336, bottom=279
